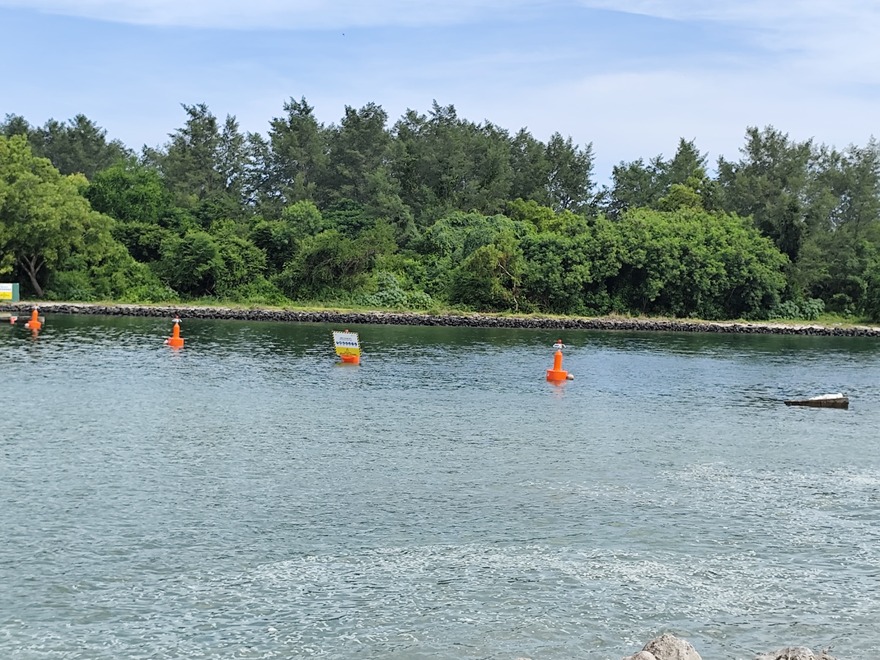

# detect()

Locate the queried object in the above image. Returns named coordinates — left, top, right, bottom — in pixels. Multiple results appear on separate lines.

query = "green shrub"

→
left=221, top=277, right=289, bottom=306
left=769, top=298, right=825, bottom=320
left=45, top=271, right=97, bottom=301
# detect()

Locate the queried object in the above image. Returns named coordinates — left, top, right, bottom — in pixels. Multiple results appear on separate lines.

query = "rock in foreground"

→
left=622, top=635, right=837, bottom=660
left=622, top=633, right=702, bottom=660
left=755, top=647, right=837, bottom=660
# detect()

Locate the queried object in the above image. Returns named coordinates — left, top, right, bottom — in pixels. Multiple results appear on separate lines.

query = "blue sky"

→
left=2, top=0, right=879, bottom=185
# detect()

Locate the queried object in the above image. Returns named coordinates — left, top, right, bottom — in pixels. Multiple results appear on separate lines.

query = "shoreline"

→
left=3, top=301, right=880, bottom=337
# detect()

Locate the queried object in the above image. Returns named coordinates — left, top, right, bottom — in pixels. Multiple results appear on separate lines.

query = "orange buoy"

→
left=24, top=308, right=41, bottom=331
left=340, top=354, right=360, bottom=365
left=546, top=339, right=573, bottom=382
left=165, top=318, right=184, bottom=348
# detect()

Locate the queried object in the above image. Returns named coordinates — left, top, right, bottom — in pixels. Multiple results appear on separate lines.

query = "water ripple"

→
left=3, top=316, right=880, bottom=659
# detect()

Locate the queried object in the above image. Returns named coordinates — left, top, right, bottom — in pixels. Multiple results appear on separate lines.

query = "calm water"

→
left=2, top=315, right=880, bottom=659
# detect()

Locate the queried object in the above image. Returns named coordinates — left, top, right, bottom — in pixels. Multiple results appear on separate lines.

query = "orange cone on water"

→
left=24, top=308, right=41, bottom=331
left=546, top=339, right=573, bottom=382
left=165, top=318, right=184, bottom=348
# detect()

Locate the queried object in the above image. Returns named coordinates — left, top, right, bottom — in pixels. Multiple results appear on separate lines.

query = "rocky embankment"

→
left=3, top=301, right=880, bottom=337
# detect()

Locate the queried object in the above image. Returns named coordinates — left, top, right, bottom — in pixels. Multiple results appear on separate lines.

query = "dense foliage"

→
left=3, top=101, right=880, bottom=321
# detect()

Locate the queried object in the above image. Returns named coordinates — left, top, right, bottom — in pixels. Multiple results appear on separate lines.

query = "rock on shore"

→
left=3, top=301, right=880, bottom=337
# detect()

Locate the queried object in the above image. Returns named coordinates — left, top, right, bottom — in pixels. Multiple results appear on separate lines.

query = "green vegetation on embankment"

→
left=4, top=103, right=880, bottom=324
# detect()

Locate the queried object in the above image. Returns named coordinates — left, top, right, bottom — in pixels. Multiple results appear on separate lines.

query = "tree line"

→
left=2, top=99, right=879, bottom=321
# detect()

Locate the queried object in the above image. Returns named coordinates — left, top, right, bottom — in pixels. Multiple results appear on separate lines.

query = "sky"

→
left=2, top=0, right=879, bottom=185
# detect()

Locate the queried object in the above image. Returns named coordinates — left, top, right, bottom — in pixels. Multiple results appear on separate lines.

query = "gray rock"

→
left=755, top=647, right=837, bottom=660
left=623, top=633, right=702, bottom=660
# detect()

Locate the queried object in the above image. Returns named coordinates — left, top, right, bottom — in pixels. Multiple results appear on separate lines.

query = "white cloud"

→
left=0, top=0, right=537, bottom=28
left=577, top=0, right=865, bottom=25
left=577, top=0, right=880, bottom=82
left=471, top=63, right=879, bottom=185
left=5, top=0, right=879, bottom=188
left=11, top=0, right=878, bottom=85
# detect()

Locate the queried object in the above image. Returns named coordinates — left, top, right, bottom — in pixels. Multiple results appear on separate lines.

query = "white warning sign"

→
left=332, top=331, right=361, bottom=357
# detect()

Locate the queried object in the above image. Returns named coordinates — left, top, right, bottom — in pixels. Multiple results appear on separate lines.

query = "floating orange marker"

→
left=546, top=339, right=574, bottom=382
left=165, top=318, right=184, bottom=348
left=24, top=308, right=42, bottom=331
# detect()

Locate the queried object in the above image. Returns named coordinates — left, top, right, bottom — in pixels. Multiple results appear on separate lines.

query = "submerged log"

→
left=784, top=393, right=849, bottom=409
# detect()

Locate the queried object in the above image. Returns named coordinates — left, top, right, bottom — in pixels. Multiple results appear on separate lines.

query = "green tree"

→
left=86, top=159, right=169, bottom=226
left=449, top=233, right=524, bottom=311
left=156, top=229, right=223, bottom=296
left=604, top=156, right=665, bottom=219
left=261, top=97, right=329, bottom=214
left=390, top=102, right=514, bottom=223
left=157, top=103, right=248, bottom=223
left=516, top=209, right=621, bottom=314
left=155, top=221, right=267, bottom=298
left=1, top=113, right=32, bottom=139
left=509, top=129, right=551, bottom=205
left=322, top=102, right=397, bottom=209
left=718, top=126, right=816, bottom=261
left=46, top=239, right=169, bottom=303
left=277, top=220, right=396, bottom=299
left=506, top=198, right=590, bottom=235
left=544, top=132, right=594, bottom=213
left=415, top=211, right=529, bottom=308
left=603, top=139, right=716, bottom=219
left=250, top=200, right=329, bottom=275
left=860, top=251, right=880, bottom=321
left=520, top=232, right=593, bottom=313
left=30, top=114, right=130, bottom=180
left=794, top=224, right=880, bottom=314
left=209, top=220, right=267, bottom=296
left=86, top=159, right=181, bottom=263
left=611, top=207, right=788, bottom=319
left=0, top=135, right=121, bottom=297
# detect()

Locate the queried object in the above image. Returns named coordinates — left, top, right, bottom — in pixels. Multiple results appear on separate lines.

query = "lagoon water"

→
left=2, top=314, right=880, bottom=659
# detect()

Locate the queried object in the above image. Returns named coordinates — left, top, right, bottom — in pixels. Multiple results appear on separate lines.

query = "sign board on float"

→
left=332, top=331, right=361, bottom=357
left=0, top=283, right=19, bottom=302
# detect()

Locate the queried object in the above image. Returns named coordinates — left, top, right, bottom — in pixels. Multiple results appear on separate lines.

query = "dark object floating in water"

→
left=784, top=393, right=849, bottom=409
